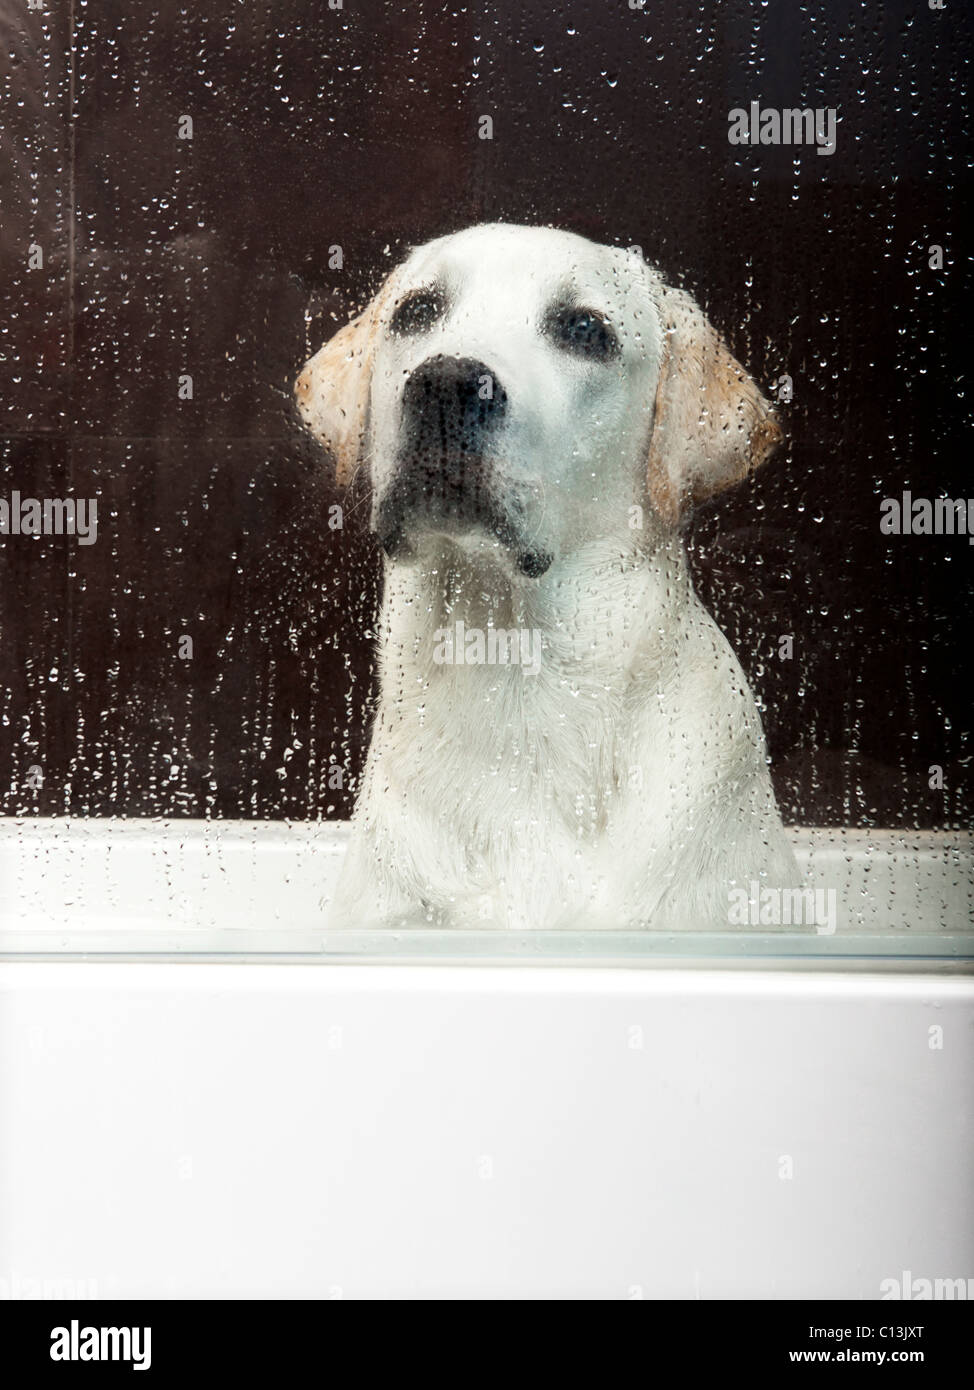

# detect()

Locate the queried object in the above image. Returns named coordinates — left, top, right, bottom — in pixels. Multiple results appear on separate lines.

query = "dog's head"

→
left=296, top=224, right=781, bottom=577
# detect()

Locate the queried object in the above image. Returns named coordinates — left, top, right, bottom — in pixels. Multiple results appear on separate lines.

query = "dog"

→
left=296, top=224, right=799, bottom=930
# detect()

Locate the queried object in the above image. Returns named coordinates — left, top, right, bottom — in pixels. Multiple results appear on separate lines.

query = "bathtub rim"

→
left=1, top=817, right=971, bottom=968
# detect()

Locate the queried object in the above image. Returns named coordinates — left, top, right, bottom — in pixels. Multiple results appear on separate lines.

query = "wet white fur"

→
left=300, top=225, right=798, bottom=929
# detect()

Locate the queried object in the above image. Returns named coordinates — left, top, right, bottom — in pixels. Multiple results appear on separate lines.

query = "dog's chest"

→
left=375, top=655, right=682, bottom=854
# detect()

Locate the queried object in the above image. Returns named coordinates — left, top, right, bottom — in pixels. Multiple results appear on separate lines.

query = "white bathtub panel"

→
left=1, top=964, right=971, bottom=1299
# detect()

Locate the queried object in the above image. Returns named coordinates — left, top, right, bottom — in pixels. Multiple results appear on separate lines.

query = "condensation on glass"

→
left=0, top=1, right=970, bottom=958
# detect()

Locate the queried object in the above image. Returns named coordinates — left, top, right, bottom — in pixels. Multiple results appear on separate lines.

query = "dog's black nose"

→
left=402, top=356, right=507, bottom=456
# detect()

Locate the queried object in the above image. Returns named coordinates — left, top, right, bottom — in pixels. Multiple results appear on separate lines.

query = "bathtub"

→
left=0, top=819, right=972, bottom=1299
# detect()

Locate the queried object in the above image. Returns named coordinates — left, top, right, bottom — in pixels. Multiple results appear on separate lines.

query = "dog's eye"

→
left=546, top=306, right=620, bottom=362
left=390, top=288, right=446, bottom=336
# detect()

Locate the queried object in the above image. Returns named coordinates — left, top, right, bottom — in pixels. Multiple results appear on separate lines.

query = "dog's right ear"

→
left=295, top=301, right=384, bottom=486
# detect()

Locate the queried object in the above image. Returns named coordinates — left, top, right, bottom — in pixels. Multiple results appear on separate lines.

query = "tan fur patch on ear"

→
left=647, top=285, right=782, bottom=527
left=295, top=280, right=394, bottom=486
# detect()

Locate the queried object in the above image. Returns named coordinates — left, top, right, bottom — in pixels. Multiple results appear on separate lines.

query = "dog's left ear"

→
left=295, top=294, right=386, bottom=486
left=646, top=283, right=782, bottom=527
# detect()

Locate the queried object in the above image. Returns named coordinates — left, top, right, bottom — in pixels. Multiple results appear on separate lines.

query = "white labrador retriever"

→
left=297, top=224, right=798, bottom=929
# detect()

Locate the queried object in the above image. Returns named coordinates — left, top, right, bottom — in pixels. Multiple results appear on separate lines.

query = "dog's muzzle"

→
left=376, top=355, right=552, bottom=577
